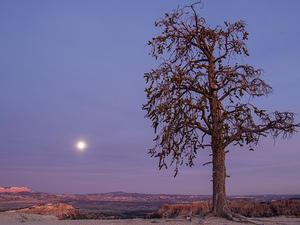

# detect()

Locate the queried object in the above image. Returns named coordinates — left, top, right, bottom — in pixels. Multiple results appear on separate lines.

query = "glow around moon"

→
left=76, top=141, right=87, bottom=151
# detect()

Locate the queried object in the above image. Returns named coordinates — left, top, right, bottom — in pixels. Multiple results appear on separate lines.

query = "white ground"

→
left=1, top=212, right=300, bottom=225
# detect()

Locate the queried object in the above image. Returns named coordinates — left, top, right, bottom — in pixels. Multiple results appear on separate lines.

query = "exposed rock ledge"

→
left=11, top=203, right=79, bottom=219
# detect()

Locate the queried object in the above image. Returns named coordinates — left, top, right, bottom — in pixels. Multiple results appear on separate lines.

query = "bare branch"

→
left=202, top=161, right=212, bottom=166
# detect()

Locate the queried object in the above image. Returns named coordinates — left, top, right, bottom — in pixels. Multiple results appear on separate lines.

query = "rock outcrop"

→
left=0, top=187, right=32, bottom=193
left=13, top=203, right=79, bottom=219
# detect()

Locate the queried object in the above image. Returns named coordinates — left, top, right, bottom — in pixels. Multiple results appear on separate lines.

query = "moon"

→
left=76, top=141, right=87, bottom=151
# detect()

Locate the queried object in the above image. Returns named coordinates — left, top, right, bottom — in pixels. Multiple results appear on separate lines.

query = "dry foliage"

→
left=148, top=199, right=300, bottom=218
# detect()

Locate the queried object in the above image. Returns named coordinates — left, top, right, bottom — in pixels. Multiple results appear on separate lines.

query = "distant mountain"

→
left=0, top=187, right=32, bottom=193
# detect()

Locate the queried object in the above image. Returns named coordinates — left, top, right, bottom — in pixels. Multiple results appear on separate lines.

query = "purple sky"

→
left=0, top=0, right=299, bottom=195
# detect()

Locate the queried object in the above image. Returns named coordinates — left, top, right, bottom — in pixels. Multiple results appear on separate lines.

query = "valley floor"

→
left=1, top=212, right=300, bottom=225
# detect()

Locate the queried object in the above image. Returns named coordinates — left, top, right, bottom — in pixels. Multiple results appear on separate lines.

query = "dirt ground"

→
left=1, top=212, right=300, bottom=225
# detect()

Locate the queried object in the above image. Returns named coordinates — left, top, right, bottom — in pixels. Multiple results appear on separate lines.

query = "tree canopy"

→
left=143, top=3, right=299, bottom=175
left=143, top=2, right=299, bottom=219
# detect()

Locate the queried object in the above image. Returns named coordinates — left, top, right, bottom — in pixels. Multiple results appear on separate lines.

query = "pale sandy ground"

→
left=1, top=212, right=300, bottom=225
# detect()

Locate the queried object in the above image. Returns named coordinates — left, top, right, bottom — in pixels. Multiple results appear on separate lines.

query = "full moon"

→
left=76, top=141, right=87, bottom=151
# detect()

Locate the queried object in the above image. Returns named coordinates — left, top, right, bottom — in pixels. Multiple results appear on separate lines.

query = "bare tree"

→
left=143, top=2, right=299, bottom=221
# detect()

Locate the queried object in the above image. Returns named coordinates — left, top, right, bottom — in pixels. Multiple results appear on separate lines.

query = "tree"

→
left=143, top=2, right=299, bottom=221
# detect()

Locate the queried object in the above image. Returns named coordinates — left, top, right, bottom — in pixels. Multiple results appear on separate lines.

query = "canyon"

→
left=0, top=187, right=299, bottom=219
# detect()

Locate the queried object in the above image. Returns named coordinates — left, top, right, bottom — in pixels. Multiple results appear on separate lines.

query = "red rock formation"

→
left=14, top=203, right=79, bottom=219
left=0, top=187, right=32, bottom=193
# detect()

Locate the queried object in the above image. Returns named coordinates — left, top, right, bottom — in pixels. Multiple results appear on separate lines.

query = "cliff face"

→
left=0, top=187, right=32, bottom=193
left=14, top=203, right=79, bottom=219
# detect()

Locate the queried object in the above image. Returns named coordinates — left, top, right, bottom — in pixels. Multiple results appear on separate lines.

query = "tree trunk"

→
left=211, top=146, right=231, bottom=217
left=208, top=57, right=231, bottom=218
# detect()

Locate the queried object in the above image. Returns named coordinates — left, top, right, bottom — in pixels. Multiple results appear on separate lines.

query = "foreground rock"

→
left=12, top=203, right=79, bottom=219
left=1, top=212, right=300, bottom=225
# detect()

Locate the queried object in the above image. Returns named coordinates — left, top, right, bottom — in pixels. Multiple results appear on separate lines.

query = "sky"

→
left=0, top=0, right=299, bottom=195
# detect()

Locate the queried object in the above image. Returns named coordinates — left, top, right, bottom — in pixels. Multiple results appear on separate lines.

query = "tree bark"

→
left=211, top=145, right=231, bottom=217
left=208, top=58, right=231, bottom=218
left=210, top=94, right=231, bottom=217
